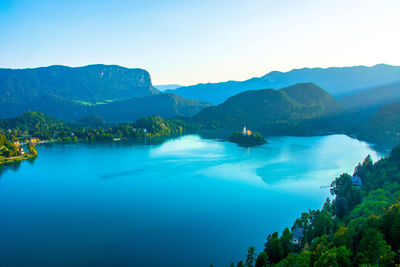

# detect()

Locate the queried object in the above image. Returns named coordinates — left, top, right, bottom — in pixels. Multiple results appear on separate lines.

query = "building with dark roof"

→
left=292, top=227, right=304, bottom=247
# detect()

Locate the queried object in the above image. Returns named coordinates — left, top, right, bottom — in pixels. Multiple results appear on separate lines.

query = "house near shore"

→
left=292, top=227, right=304, bottom=248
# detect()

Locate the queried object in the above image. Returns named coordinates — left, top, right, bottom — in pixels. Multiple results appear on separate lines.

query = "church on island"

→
left=242, top=126, right=252, bottom=136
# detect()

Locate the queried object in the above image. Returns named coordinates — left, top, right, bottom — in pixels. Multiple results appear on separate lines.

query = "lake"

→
left=0, top=134, right=383, bottom=266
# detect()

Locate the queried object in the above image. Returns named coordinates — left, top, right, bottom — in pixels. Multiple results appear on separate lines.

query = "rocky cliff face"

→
left=0, top=64, right=158, bottom=103
left=0, top=64, right=160, bottom=119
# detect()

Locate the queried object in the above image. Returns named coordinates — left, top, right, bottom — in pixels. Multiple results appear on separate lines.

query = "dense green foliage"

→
left=171, top=64, right=400, bottom=104
left=0, top=133, right=20, bottom=158
left=193, top=83, right=341, bottom=135
left=0, top=112, right=197, bottom=163
left=0, top=111, right=70, bottom=139
left=76, top=115, right=107, bottom=128
left=0, top=112, right=194, bottom=142
left=27, top=142, right=37, bottom=157
left=0, top=132, right=37, bottom=164
left=233, top=144, right=400, bottom=266
left=228, top=131, right=266, bottom=146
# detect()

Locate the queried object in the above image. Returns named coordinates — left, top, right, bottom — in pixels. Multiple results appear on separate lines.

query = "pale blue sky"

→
left=1, top=0, right=399, bottom=85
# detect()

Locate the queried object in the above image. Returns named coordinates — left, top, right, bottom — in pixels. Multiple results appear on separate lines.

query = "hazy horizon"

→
left=1, top=0, right=399, bottom=85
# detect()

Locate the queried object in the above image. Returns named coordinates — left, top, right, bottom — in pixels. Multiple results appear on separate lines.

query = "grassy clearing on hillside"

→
left=73, top=99, right=116, bottom=106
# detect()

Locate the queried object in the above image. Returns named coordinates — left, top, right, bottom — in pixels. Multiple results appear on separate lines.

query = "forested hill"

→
left=0, top=111, right=69, bottom=133
left=170, top=64, right=400, bottom=104
left=232, top=144, right=400, bottom=266
left=192, top=83, right=341, bottom=135
left=0, top=112, right=195, bottom=142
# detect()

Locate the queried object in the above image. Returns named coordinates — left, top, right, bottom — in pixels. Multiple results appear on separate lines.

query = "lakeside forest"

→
left=230, top=144, right=400, bottom=267
left=0, top=112, right=196, bottom=164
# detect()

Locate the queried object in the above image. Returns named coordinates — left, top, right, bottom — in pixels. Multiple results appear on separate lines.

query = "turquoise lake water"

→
left=0, top=135, right=383, bottom=266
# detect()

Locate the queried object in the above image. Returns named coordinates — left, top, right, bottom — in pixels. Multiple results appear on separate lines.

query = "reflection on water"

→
left=199, top=160, right=267, bottom=185
left=150, top=135, right=226, bottom=158
left=258, top=135, right=382, bottom=192
left=0, top=134, right=385, bottom=267
left=100, top=167, right=148, bottom=179
left=0, top=156, right=37, bottom=178
left=0, top=161, right=22, bottom=177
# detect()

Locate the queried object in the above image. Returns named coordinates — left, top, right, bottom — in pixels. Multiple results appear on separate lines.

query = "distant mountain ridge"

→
left=154, top=84, right=182, bottom=91
left=339, top=83, right=400, bottom=112
left=171, top=64, right=400, bottom=104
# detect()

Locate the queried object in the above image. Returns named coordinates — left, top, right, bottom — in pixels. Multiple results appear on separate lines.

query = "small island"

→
left=228, top=126, right=267, bottom=146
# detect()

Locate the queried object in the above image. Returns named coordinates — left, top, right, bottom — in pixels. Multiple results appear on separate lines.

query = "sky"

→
left=0, top=0, right=399, bottom=85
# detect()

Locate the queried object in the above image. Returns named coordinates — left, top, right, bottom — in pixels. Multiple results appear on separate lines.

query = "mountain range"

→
left=168, top=64, right=400, bottom=104
left=191, top=81, right=400, bottom=145
left=1, top=63, right=400, bottom=146
left=0, top=65, right=209, bottom=121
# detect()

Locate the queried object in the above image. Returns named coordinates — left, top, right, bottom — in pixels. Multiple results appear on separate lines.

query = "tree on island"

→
left=28, top=142, right=37, bottom=157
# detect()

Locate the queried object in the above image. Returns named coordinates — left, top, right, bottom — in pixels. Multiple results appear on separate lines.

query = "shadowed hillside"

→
left=339, top=83, right=400, bottom=113
left=92, top=93, right=211, bottom=122
left=356, top=101, right=400, bottom=146
left=22, top=93, right=210, bottom=122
